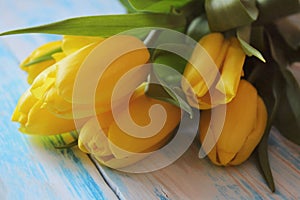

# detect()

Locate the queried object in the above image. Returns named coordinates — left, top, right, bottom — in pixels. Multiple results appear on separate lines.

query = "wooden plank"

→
left=0, top=0, right=125, bottom=199
left=95, top=128, right=300, bottom=200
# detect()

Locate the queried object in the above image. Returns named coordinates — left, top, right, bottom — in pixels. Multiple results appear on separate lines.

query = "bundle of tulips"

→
left=1, top=0, right=300, bottom=192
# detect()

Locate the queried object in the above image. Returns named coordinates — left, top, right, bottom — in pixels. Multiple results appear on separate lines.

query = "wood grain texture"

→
left=96, top=128, right=300, bottom=200
left=0, top=1, right=125, bottom=199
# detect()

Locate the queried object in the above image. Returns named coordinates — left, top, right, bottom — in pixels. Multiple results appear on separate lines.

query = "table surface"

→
left=0, top=1, right=299, bottom=200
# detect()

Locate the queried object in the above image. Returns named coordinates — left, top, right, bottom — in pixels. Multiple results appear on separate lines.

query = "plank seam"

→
left=88, top=155, right=124, bottom=200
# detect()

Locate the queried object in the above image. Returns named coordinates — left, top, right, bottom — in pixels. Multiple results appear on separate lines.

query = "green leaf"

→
left=288, top=63, right=300, bottom=86
left=0, top=13, right=186, bottom=37
left=187, top=14, right=210, bottom=41
left=54, top=140, right=78, bottom=149
left=205, top=0, right=258, bottom=32
left=145, top=29, right=195, bottom=60
left=267, top=33, right=300, bottom=145
left=24, top=47, right=62, bottom=67
left=275, top=13, right=300, bottom=50
left=128, top=0, right=192, bottom=13
left=151, top=43, right=193, bottom=69
left=248, top=27, right=300, bottom=191
left=257, top=122, right=276, bottom=192
left=255, top=0, right=300, bottom=24
left=249, top=26, right=267, bottom=54
left=145, top=79, right=179, bottom=106
left=275, top=91, right=300, bottom=145
left=237, top=27, right=266, bottom=62
left=146, top=29, right=187, bottom=48
left=257, top=69, right=283, bottom=193
left=143, top=29, right=193, bottom=117
left=146, top=64, right=193, bottom=118
left=247, top=61, right=282, bottom=192
left=154, top=64, right=193, bottom=118
left=153, top=50, right=188, bottom=74
left=266, top=26, right=300, bottom=144
left=118, top=0, right=137, bottom=13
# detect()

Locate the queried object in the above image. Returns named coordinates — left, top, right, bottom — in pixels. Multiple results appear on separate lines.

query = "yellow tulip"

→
left=30, top=35, right=150, bottom=119
left=11, top=88, right=76, bottom=135
left=13, top=35, right=151, bottom=135
left=199, top=80, right=267, bottom=166
left=182, top=33, right=246, bottom=109
left=20, top=35, right=104, bottom=84
left=78, top=83, right=181, bottom=168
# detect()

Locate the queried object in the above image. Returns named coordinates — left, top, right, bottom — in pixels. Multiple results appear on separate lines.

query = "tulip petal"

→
left=56, top=43, right=98, bottom=103
left=26, top=60, right=56, bottom=84
left=73, top=35, right=150, bottom=105
left=13, top=90, right=76, bottom=135
left=199, top=110, right=221, bottom=166
left=94, top=62, right=150, bottom=115
left=216, top=80, right=257, bottom=155
left=78, top=117, right=111, bottom=157
left=30, top=65, right=57, bottom=99
left=20, top=100, right=75, bottom=135
left=62, top=35, right=104, bottom=55
left=216, top=38, right=246, bottom=102
left=42, top=86, right=73, bottom=117
left=108, top=85, right=181, bottom=159
left=183, top=33, right=226, bottom=98
left=12, top=89, right=37, bottom=124
left=52, top=52, right=66, bottom=62
left=42, top=84, right=107, bottom=119
left=217, top=151, right=236, bottom=166
left=230, top=96, right=267, bottom=165
left=78, top=108, right=149, bottom=169
left=196, top=86, right=228, bottom=109
left=20, top=40, right=61, bottom=84
left=200, top=80, right=260, bottom=166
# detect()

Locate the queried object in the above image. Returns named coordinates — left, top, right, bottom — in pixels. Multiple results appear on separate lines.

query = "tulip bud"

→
left=199, top=80, right=267, bottom=166
left=12, top=35, right=104, bottom=135
left=182, top=33, right=246, bottom=109
left=78, top=83, right=181, bottom=168
left=11, top=88, right=76, bottom=135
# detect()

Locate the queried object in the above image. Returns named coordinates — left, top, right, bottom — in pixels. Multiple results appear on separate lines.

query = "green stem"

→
left=23, top=47, right=62, bottom=67
left=55, top=140, right=78, bottom=149
left=257, top=69, right=283, bottom=192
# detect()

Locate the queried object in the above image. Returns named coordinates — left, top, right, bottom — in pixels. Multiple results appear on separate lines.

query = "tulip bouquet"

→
left=1, top=0, right=300, bottom=192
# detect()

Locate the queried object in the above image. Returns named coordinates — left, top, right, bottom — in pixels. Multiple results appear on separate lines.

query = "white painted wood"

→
left=96, top=128, right=300, bottom=200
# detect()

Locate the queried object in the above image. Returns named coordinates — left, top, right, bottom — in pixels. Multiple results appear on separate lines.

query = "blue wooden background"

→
left=0, top=1, right=299, bottom=200
left=0, top=1, right=124, bottom=199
